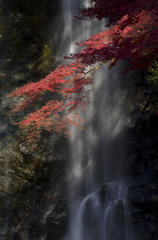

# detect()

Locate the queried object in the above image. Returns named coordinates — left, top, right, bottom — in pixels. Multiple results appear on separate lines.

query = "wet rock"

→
left=28, top=221, right=47, bottom=240
left=98, top=183, right=107, bottom=203
left=44, top=199, right=68, bottom=240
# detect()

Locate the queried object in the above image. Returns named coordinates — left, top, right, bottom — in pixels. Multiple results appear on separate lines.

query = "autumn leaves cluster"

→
left=8, top=0, right=158, bottom=141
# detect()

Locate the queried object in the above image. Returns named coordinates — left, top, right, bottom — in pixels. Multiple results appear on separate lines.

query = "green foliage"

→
left=146, top=61, right=158, bottom=110
left=35, top=44, right=56, bottom=78
left=0, top=138, right=52, bottom=193
left=146, top=60, right=158, bottom=86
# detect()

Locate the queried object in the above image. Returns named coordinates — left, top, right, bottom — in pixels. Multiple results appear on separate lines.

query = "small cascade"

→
left=67, top=181, right=130, bottom=240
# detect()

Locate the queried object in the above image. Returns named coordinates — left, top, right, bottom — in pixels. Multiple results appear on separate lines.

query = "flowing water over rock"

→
left=67, top=181, right=131, bottom=240
left=61, top=1, right=132, bottom=240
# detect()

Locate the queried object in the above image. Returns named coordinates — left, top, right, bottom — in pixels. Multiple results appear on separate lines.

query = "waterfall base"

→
left=66, top=181, right=132, bottom=240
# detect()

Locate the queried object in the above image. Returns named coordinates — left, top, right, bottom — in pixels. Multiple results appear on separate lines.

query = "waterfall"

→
left=60, top=0, right=132, bottom=240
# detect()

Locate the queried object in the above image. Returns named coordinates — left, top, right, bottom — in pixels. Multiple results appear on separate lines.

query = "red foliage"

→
left=8, top=61, right=93, bottom=141
left=8, top=0, right=158, bottom=141
left=76, top=0, right=157, bottom=26
left=72, top=5, right=158, bottom=72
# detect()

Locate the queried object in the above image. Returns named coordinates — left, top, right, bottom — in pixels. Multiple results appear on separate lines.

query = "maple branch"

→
left=85, top=62, right=105, bottom=78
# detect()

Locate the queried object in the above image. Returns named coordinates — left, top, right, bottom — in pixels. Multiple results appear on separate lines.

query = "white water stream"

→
left=60, top=1, right=132, bottom=240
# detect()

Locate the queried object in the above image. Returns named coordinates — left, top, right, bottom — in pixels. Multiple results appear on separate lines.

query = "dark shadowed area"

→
left=12, top=232, right=21, bottom=240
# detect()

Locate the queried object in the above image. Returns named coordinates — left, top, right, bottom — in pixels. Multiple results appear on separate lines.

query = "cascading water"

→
left=60, top=1, right=132, bottom=240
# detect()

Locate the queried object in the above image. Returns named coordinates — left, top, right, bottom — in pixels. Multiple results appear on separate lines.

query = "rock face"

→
left=0, top=1, right=69, bottom=240
left=126, top=71, right=158, bottom=240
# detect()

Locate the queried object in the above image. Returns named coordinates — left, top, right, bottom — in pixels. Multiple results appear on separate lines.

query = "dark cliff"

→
left=125, top=69, right=158, bottom=240
left=0, top=1, right=69, bottom=239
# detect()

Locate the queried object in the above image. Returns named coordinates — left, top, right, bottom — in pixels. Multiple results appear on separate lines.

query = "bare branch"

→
left=87, top=62, right=105, bottom=78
